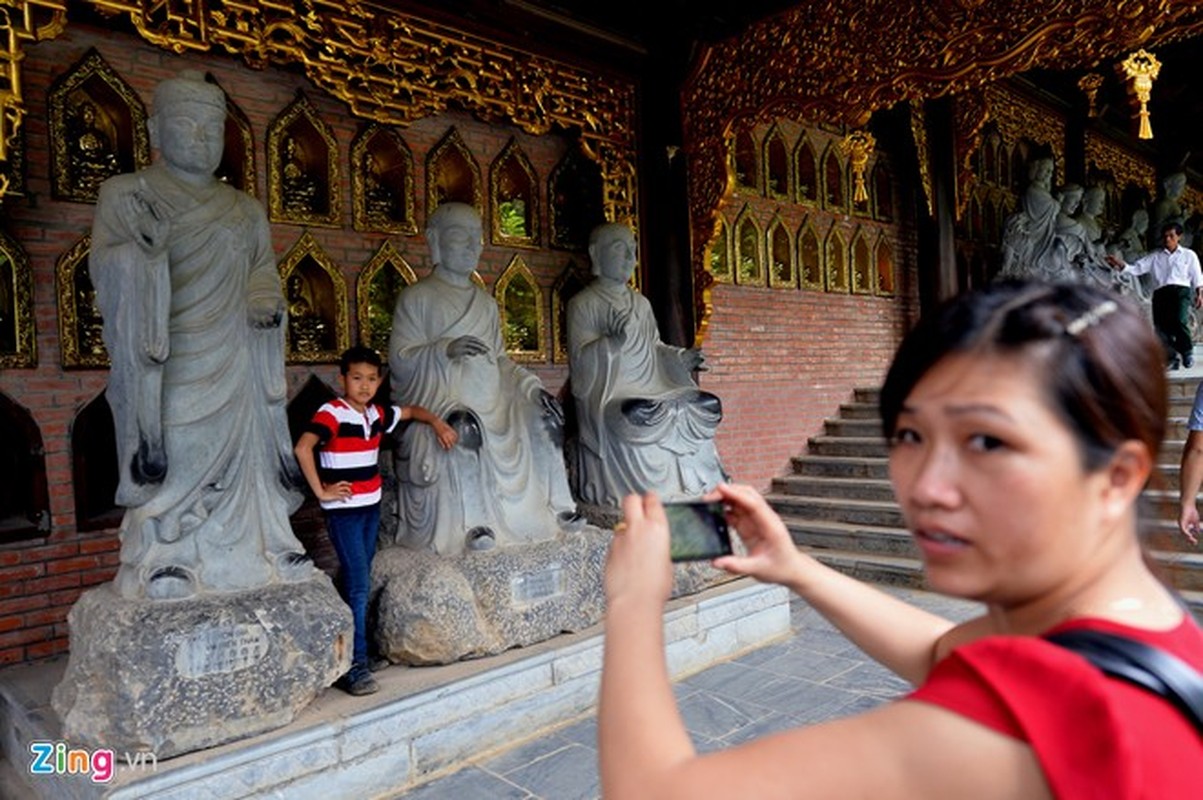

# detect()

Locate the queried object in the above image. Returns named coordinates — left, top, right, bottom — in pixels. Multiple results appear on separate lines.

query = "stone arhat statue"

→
left=566, top=221, right=726, bottom=507
left=89, top=69, right=313, bottom=599
left=387, top=201, right=581, bottom=554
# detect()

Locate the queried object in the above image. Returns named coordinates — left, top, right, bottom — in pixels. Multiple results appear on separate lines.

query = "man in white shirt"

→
left=1107, top=221, right=1203, bottom=369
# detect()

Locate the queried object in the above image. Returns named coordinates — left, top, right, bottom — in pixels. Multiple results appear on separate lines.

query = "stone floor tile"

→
left=395, top=766, right=530, bottom=800
left=501, top=742, right=600, bottom=800
left=678, top=691, right=757, bottom=740
left=822, top=660, right=912, bottom=698
left=479, top=731, right=574, bottom=776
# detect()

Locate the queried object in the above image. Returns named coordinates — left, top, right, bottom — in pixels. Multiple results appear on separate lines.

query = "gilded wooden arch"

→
left=706, top=217, right=732, bottom=284
left=0, top=227, right=36, bottom=368
left=278, top=231, right=350, bottom=364
left=766, top=214, right=795, bottom=290
left=55, top=234, right=108, bottom=369
left=356, top=240, right=417, bottom=356
left=268, top=92, right=341, bottom=227
left=495, top=255, right=546, bottom=363
left=684, top=1, right=1203, bottom=341
left=490, top=138, right=541, bottom=249
left=849, top=226, right=873, bottom=295
left=352, top=123, right=417, bottom=235
left=824, top=226, right=849, bottom=294
left=426, top=127, right=482, bottom=220
left=732, top=205, right=763, bottom=287
left=797, top=217, right=823, bottom=291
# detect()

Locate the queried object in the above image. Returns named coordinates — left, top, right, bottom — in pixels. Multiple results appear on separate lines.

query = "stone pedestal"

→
left=51, top=576, right=351, bottom=760
left=373, top=527, right=737, bottom=665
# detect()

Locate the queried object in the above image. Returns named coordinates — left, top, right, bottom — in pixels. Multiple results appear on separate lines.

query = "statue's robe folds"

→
left=1000, top=182, right=1062, bottom=281
left=91, top=164, right=309, bottom=598
left=388, top=274, right=576, bottom=555
left=567, top=281, right=725, bottom=507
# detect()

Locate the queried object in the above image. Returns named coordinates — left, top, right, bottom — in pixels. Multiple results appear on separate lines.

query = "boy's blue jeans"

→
left=324, top=505, right=381, bottom=672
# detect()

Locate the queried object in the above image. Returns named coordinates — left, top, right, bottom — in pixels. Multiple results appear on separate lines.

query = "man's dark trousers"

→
left=1152, top=284, right=1194, bottom=364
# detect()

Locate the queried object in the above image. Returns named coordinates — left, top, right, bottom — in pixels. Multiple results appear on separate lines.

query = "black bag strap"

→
left=1045, top=628, right=1203, bottom=735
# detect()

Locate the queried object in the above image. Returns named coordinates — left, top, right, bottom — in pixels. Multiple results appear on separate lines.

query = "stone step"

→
left=769, top=494, right=904, bottom=528
left=771, top=474, right=897, bottom=502
left=790, top=455, right=890, bottom=480
left=853, top=387, right=881, bottom=405
left=837, top=402, right=881, bottom=420
left=783, top=517, right=918, bottom=557
left=804, top=547, right=1203, bottom=614
left=823, top=418, right=884, bottom=438
left=806, top=436, right=890, bottom=459
left=1168, top=377, right=1201, bottom=399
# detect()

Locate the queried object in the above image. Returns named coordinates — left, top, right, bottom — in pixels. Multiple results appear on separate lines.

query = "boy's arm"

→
left=400, top=405, right=458, bottom=449
left=294, top=431, right=352, bottom=503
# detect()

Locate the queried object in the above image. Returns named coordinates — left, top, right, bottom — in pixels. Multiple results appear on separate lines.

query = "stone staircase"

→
left=767, top=380, right=1203, bottom=614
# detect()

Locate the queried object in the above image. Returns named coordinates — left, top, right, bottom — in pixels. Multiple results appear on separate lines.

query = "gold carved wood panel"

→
left=0, top=227, right=35, bottom=368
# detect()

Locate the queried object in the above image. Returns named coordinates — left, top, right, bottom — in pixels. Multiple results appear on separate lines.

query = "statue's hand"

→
left=680, top=347, right=707, bottom=371
left=447, top=335, right=489, bottom=359
left=122, top=191, right=170, bottom=257
left=249, top=296, right=285, bottom=329
left=605, top=307, right=631, bottom=345
left=537, top=390, right=565, bottom=429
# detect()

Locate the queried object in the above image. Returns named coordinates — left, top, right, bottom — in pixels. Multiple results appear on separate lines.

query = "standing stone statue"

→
left=55, top=70, right=349, bottom=760
left=999, top=157, right=1060, bottom=280
left=1150, top=172, right=1190, bottom=249
left=90, top=71, right=313, bottom=600
left=567, top=222, right=726, bottom=508
left=387, top=202, right=581, bottom=554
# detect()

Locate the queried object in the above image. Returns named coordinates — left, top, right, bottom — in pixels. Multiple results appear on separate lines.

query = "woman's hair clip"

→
left=1064, top=300, right=1118, bottom=337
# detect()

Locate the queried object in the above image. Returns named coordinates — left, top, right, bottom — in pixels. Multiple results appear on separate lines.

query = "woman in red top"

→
left=599, top=280, right=1203, bottom=799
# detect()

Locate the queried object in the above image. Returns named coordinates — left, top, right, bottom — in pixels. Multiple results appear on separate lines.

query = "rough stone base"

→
left=372, top=527, right=738, bottom=665
left=51, top=577, right=352, bottom=760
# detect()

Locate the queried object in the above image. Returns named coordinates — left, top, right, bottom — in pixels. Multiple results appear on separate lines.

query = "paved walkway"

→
left=386, top=587, right=977, bottom=800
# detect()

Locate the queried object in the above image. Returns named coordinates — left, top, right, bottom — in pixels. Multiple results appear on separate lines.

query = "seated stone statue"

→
left=1150, top=171, right=1189, bottom=249
left=999, top=157, right=1059, bottom=280
left=1073, top=185, right=1109, bottom=251
left=89, top=71, right=313, bottom=599
left=388, top=202, right=581, bottom=554
left=567, top=222, right=726, bottom=507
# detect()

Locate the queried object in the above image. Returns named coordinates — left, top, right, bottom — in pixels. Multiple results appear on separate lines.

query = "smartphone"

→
left=663, top=500, right=733, bottom=562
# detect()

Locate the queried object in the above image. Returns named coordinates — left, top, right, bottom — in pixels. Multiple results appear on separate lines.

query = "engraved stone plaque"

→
left=174, top=623, right=270, bottom=678
left=511, top=565, right=565, bottom=606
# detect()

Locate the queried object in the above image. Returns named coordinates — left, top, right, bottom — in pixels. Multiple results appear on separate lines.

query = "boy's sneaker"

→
left=345, top=671, right=379, bottom=696
left=1185, top=353, right=1195, bottom=369
left=369, top=656, right=390, bottom=673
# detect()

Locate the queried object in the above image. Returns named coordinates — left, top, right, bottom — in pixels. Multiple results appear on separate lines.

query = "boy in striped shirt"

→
left=295, top=345, right=457, bottom=695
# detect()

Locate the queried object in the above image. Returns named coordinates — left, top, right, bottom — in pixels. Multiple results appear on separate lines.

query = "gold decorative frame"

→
left=55, top=234, right=108, bottom=368
left=426, top=127, right=482, bottom=220
left=268, top=92, right=341, bottom=227
left=495, top=254, right=546, bottom=363
left=872, top=158, right=895, bottom=222
left=731, top=127, right=760, bottom=195
left=551, top=258, right=590, bottom=364
left=490, top=138, right=541, bottom=249
left=356, top=240, right=417, bottom=357
left=766, top=215, right=796, bottom=289
left=732, top=205, right=763, bottom=287
left=825, top=226, right=849, bottom=293
left=277, top=231, right=350, bottom=364
left=0, top=227, right=35, bottom=368
left=793, top=132, right=819, bottom=206
left=47, top=47, right=150, bottom=204
left=820, top=143, right=847, bottom=213
left=1084, top=131, right=1157, bottom=200
left=683, top=2, right=1203, bottom=339
left=351, top=124, right=416, bottom=235
left=850, top=226, right=874, bottom=295
left=797, top=218, right=824, bottom=291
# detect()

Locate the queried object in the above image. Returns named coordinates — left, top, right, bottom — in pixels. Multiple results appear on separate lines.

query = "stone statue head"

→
left=1057, top=184, right=1083, bottom=214
left=149, top=70, right=226, bottom=180
left=426, top=202, right=483, bottom=278
left=1163, top=171, right=1187, bottom=198
left=588, top=222, right=637, bottom=283
left=1131, top=208, right=1150, bottom=233
left=1082, top=186, right=1106, bottom=216
left=1028, top=157, right=1054, bottom=187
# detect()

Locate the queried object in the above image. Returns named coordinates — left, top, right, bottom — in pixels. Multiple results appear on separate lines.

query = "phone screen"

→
left=663, top=500, right=733, bottom=562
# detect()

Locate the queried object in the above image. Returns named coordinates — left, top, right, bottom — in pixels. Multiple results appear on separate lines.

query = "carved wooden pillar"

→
left=919, top=97, right=960, bottom=307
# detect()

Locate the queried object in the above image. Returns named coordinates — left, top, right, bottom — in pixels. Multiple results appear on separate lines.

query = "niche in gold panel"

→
left=269, top=92, right=341, bottom=227
left=0, top=392, right=49, bottom=543
left=357, top=241, right=417, bottom=357
left=352, top=124, right=416, bottom=234
left=426, top=127, right=482, bottom=218
left=491, top=139, right=540, bottom=248
left=825, top=226, right=849, bottom=293
left=72, top=392, right=120, bottom=533
left=549, top=145, right=605, bottom=251
left=552, top=259, right=590, bottom=364
left=768, top=215, right=796, bottom=289
left=707, top=219, right=732, bottom=284
left=822, top=144, right=846, bottom=212
left=734, top=206, right=763, bottom=286
left=48, top=48, right=150, bottom=204
left=278, top=232, right=349, bottom=364
left=55, top=235, right=108, bottom=369
left=764, top=125, right=790, bottom=200
left=872, top=159, right=894, bottom=223
left=850, top=227, right=873, bottom=295
left=797, top=219, right=824, bottom=291
left=876, top=233, right=896, bottom=296
left=732, top=128, right=759, bottom=194
left=496, top=255, right=545, bottom=363
left=794, top=134, right=819, bottom=205
left=0, top=228, right=35, bottom=368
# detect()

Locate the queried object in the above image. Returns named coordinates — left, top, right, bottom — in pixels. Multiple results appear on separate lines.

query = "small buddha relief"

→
left=278, top=232, right=349, bottom=363
left=282, top=135, right=320, bottom=215
left=67, top=100, right=122, bottom=196
left=286, top=271, right=330, bottom=355
left=267, top=92, right=341, bottom=226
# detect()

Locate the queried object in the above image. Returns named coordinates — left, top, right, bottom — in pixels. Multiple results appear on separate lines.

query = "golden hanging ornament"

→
left=839, top=129, right=876, bottom=205
left=1119, top=49, right=1161, bottom=140
left=1077, top=72, right=1104, bottom=118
